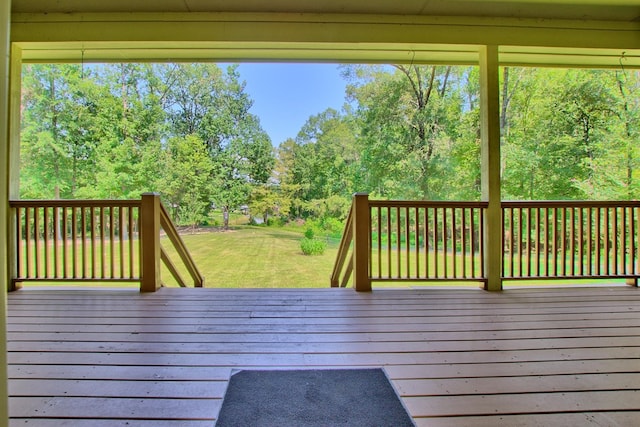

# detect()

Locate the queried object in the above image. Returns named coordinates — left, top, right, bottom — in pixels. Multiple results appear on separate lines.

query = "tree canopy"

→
left=20, top=63, right=640, bottom=225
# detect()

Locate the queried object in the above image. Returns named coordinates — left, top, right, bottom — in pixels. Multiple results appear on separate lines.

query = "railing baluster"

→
left=129, top=206, right=135, bottom=278
left=424, top=207, right=430, bottom=278
left=596, top=207, right=602, bottom=276
left=623, top=207, right=628, bottom=275
left=81, top=207, right=87, bottom=278
left=462, top=207, right=467, bottom=278
left=526, top=207, right=532, bottom=277
left=90, top=207, right=97, bottom=279
left=517, top=207, right=523, bottom=278
left=119, top=206, right=125, bottom=278
left=62, top=207, right=68, bottom=278
left=100, top=207, right=106, bottom=278
left=43, top=208, right=50, bottom=277
left=631, top=207, right=640, bottom=274
left=452, top=208, right=457, bottom=278
left=479, top=207, right=485, bottom=279
left=16, top=208, right=23, bottom=279
left=562, top=207, right=567, bottom=276
left=613, top=207, right=618, bottom=275
left=71, top=207, right=78, bottom=278
left=34, top=207, right=41, bottom=278
left=25, top=208, right=31, bottom=278
left=470, top=207, right=476, bottom=278
left=543, top=207, right=549, bottom=277
left=405, top=207, right=410, bottom=278
left=507, top=207, right=514, bottom=278
left=443, top=208, right=448, bottom=279
left=586, top=208, right=592, bottom=276
left=434, top=208, right=439, bottom=278
left=415, top=207, right=420, bottom=279
left=396, top=207, right=401, bottom=278
left=604, top=207, right=610, bottom=275
left=109, top=206, right=115, bottom=279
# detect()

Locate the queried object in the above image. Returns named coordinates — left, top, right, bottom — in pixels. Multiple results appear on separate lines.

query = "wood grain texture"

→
left=7, top=286, right=640, bottom=426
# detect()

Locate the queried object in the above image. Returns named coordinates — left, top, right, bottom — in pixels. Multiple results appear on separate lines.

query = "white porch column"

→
left=480, top=45, right=503, bottom=291
left=0, top=0, right=12, bottom=420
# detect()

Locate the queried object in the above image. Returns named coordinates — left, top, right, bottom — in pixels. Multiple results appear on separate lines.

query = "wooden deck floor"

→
left=6, top=286, right=640, bottom=426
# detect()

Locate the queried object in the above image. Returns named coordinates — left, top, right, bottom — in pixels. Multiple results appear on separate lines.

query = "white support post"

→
left=0, top=0, right=12, bottom=421
left=480, top=45, right=503, bottom=291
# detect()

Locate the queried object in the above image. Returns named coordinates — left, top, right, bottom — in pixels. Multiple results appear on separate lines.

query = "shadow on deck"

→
left=7, top=286, right=640, bottom=426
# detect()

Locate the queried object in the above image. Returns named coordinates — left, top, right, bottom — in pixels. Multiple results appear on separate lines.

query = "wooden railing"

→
left=331, top=194, right=488, bottom=290
left=502, top=201, right=640, bottom=282
left=332, top=195, right=640, bottom=290
left=9, top=193, right=203, bottom=291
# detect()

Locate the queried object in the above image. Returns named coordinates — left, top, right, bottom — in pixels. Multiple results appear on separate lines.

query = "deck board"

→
left=7, top=286, right=640, bottom=426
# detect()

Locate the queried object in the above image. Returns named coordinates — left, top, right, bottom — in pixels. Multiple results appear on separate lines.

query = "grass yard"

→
left=163, top=226, right=341, bottom=288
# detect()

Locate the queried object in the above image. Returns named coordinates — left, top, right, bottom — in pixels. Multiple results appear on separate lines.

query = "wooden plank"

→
left=9, top=346, right=640, bottom=366
left=8, top=312, right=640, bottom=327
left=9, top=379, right=226, bottom=398
left=8, top=365, right=232, bottom=381
left=9, top=296, right=640, bottom=310
left=9, top=318, right=640, bottom=335
left=9, top=326, right=640, bottom=343
left=11, top=359, right=639, bottom=382
left=9, top=396, right=219, bottom=419
left=8, top=336, right=640, bottom=354
left=385, top=359, right=640, bottom=379
left=403, top=391, right=640, bottom=417
left=414, top=412, right=640, bottom=427
left=394, top=373, right=640, bottom=395
left=9, top=420, right=215, bottom=427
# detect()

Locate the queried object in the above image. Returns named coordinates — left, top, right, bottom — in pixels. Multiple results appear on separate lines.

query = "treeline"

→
left=20, top=63, right=640, bottom=227
left=21, top=63, right=273, bottom=228
left=274, top=65, right=640, bottom=222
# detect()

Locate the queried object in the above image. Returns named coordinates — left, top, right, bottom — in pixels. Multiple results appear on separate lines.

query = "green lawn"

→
left=163, top=225, right=341, bottom=288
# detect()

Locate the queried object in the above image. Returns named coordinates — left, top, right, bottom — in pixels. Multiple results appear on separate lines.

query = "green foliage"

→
left=19, top=62, right=640, bottom=228
left=304, top=228, right=315, bottom=239
left=300, top=237, right=327, bottom=255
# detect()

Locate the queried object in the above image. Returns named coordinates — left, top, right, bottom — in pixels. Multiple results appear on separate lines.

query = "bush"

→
left=300, top=237, right=326, bottom=255
left=304, top=228, right=315, bottom=239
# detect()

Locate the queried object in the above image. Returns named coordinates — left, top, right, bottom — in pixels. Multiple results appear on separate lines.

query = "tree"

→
left=159, top=135, right=214, bottom=229
left=344, top=64, right=471, bottom=199
left=21, top=64, right=100, bottom=198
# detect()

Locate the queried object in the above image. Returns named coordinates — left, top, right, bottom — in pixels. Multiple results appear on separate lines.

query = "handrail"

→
left=159, top=202, right=204, bottom=288
left=331, top=195, right=640, bottom=290
left=9, top=194, right=204, bottom=291
left=502, top=200, right=640, bottom=282
left=502, top=200, right=640, bottom=208
left=331, top=194, right=488, bottom=290
left=330, top=203, right=354, bottom=288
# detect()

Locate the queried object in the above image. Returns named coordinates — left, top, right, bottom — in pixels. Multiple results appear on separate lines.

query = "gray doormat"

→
left=215, top=368, right=414, bottom=427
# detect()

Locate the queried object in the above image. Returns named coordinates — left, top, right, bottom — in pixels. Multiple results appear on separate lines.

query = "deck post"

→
left=353, top=193, right=371, bottom=292
left=626, top=278, right=638, bottom=287
left=140, top=193, right=161, bottom=292
left=480, top=45, right=503, bottom=291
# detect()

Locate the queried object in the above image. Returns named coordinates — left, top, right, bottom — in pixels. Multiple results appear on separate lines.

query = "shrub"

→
left=320, top=217, right=344, bottom=236
left=300, top=237, right=326, bottom=255
left=304, top=228, right=315, bottom=240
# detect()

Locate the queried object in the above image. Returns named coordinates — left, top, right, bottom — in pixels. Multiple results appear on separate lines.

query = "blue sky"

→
left=235, top=63, right=349, bottom=146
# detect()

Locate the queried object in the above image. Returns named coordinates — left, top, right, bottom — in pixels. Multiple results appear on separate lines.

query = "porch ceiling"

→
left=9, top=0, right=640, bottom=67
left=11, top=0, right=640, bottom=22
